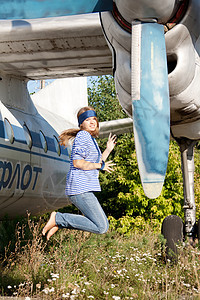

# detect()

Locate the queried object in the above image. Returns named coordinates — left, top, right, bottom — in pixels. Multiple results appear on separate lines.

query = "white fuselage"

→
left=0, top=76, right=88, bottom=218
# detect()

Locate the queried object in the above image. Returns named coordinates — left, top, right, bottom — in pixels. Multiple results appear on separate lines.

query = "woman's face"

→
left=81, top=116, right=97, bottom=132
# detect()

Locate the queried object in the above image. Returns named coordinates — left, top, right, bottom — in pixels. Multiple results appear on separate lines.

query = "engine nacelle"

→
left=100, top=0, right=200, bottom=140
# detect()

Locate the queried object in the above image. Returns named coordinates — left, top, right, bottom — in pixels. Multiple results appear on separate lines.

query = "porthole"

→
left=39, top=131, right=48, bottom=153
left=4, top=118, right=14, bottom=144
left=53, top=135, right=61, bottom=156
left=23, top=123, right=32, bottom=149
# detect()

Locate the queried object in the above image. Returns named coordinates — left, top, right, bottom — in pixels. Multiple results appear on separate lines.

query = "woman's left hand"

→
left=106, top=133, right=117, bottom=152
left=103, top=160, right=116, bottom=173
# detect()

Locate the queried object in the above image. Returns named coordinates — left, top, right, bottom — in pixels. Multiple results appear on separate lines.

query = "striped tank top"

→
left=65, top=130, right=102, bottom=195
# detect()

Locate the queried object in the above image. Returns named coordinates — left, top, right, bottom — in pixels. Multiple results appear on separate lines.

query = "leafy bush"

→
left=98, top=137, right=200, bottom=233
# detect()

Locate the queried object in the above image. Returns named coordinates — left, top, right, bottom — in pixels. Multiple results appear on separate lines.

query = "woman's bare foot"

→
left=47, top=226, right=59, bottom=240
left=42, top=211, right=57, bottom=236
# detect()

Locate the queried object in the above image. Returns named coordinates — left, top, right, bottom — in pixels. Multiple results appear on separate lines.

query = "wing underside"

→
left=0, top=14, right=112, bottom=80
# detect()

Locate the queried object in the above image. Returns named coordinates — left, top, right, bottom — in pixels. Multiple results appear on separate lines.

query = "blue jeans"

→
left=55, top=192, right=109, bottom=234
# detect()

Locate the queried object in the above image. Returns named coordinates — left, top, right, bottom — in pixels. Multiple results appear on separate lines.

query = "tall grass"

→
left=0, top=216, right=200, bottom=299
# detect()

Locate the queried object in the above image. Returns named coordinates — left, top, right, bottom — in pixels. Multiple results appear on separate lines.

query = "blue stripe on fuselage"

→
left=0, top=120, right=69, bottom=161
left=0, top=143, right=69, bottom=162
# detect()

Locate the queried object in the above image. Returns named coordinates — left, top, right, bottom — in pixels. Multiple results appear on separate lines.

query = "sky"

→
left=27, top=77, right=96, bottom=94
left=27, top=79, right=55, bottom=94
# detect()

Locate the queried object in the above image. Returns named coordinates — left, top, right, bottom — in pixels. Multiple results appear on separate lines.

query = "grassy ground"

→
left=0, top=217, right=200, bottom=299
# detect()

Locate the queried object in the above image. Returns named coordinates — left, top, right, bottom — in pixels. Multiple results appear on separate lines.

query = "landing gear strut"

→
left=162, top=138, right=199, bottom=260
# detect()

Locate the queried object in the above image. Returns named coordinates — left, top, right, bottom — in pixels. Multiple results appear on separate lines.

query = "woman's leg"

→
left=56, top=192, right=109, bottom=234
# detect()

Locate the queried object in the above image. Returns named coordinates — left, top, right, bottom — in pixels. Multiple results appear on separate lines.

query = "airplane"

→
left=0, top=0, right=199, bottom=255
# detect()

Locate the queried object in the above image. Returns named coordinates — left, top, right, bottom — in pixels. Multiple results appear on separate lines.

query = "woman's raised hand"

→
left=101, top=133, right=117, bottom=166
left=106, top=133, right=117, bottom=153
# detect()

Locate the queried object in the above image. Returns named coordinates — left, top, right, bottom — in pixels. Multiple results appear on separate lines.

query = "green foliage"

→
left=98, top=136, right=187, bottom=233
left=88, top=75, right=127, bottom=121
left=108, top=215, right=148, bottom=235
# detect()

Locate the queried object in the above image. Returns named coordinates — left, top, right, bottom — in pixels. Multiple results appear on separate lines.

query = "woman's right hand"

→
left=106, top=133, right=117, bottom=153
left=103, top=160, right=116, bottom=173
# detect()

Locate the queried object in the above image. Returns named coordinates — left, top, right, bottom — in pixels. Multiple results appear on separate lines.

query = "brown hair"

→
left=59, top=106, right=99, bottom=147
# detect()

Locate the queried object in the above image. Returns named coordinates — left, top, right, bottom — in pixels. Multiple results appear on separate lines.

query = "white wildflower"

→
left=19, top=283, right=25, bottom=288
left=7, top=285, right=12, bottom=289
left=42, top=288, right=49, bottom=294
left=84, top=282, right=91, bottom=285
left=62, top=293, right=70, bottom=298
left=111, top=284, right=115, bottom=288
left=182, top=283, right=191, bottom=288
left=71, top=289, right=77, bottom=295
left=112, top=296, right=121, bottom=300
left=51, top=273, right=59, bottom=278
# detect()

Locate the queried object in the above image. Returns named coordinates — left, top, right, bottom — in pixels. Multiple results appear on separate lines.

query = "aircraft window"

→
left=53, top=135, right=61, bottom=156
left=39, top=131, right=48, bottom=153
left=4, top=118, right=14, bottom=144
left=23, top=123, right=32, bottom=149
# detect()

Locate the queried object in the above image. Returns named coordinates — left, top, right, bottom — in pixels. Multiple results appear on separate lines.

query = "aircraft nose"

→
left=114, top=0, right=178, bottom=24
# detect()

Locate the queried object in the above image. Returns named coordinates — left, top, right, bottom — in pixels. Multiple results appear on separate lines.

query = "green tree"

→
left=88, top=75, right=127, bottom=121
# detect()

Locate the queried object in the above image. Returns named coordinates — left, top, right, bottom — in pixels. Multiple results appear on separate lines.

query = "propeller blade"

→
left=0, top=0, right=113, bottom=20
left=131, top=22, right=170, bottom=199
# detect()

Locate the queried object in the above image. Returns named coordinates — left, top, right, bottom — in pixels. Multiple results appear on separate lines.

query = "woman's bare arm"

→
left=73, top=159, right=115, bottom=173
left=73, top=159, right=101, bottom=170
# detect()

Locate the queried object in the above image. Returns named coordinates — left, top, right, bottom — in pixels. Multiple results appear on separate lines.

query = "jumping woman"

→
left=42, top=106, right=116, bottom=240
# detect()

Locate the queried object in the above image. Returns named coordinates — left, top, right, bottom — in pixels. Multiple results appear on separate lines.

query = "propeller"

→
left=0, top=0, right=113, bottom=19
left=131, top=21, right=170, bottom=199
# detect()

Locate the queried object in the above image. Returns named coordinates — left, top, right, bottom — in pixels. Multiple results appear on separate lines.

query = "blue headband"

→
left=78, top=110, right=97, bottom=126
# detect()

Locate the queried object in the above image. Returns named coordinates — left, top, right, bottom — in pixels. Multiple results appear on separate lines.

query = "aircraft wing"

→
left=99, top=118, right=133, bottom=138
left=0, top=14, right=112, bottom=80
